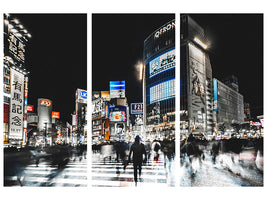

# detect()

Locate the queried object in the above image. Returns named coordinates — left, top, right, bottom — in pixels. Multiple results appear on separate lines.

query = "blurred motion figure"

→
left=128, top=135, right=147, bottom=186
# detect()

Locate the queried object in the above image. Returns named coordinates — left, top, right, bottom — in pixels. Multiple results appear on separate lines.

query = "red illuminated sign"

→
left=52, top=111, right=60, bottom=119
left=40, top=99, right=52, bottom=107
left=27, top=105, right=34, bottom=112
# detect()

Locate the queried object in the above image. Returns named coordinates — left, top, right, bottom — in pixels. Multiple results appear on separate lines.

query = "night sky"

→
left=11, top=14, right=87, bottom=124
left=92, top=14, right=175, bottom=103
left=93, top=13, right=263, bottom=119
left=189, top=14, right=263, bottom=119
left=11, top=13, right=263, bottom=124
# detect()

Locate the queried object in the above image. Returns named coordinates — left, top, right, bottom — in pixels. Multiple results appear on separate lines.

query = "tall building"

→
left=180, top=14, right=246, bottom=138
left=3, top=14, right=31, bottom=145
left=214, top=79, right=245, bottom=127
left=180, top=15, right=213, bottom=137
left=222, top=75, right=239, bottom=92
left=143, top=18, right=175, bottom=139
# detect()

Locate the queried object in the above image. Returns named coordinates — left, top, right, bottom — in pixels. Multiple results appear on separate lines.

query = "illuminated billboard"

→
left=149, top=49, right=175, bottom=78
left=76, top=88, right=87, bottom=104
left=5, top=32, right=26, bottom=67
left=131, top=103, right=143, bottom=114
left=9, top=68, right=25, bottom=140
left=150, top=79, right=175, bottom=104
left=52, top=111, right=60, bottom=119
left=27, top=105, right=34, bottom=112
left=109, top=105, right=127, bottom=122
left=109, top=81, right=125, bottom=98
left=109, top=111, right=127, bottom=122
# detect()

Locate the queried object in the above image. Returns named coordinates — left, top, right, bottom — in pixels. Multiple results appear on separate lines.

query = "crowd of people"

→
left=4, top=143, right=87, bottom=186
left=92, top=135, right=175, bottom=186
left=180, top=133, right=263, bottom=178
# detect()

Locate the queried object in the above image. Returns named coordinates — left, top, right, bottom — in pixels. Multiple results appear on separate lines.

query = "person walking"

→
left=128, top=135, right=147, bottom=186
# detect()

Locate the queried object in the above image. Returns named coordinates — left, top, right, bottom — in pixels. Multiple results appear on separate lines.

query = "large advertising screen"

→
left=110, top=81, right=125, bottom=98
left=109, top=105, right=127, bottom=122
left=9, top=68, right=25, bottom=140
left=150, top=79, right=175, bottom=104
left=109, top=111, right=126, bottom=122
left=131, top=103, right=143, bottom=114
left=149, top=49, right=175, bottom=78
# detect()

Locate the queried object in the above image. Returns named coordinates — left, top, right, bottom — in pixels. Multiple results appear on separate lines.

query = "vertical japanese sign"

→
left=7, top=32, right=25, bottom=65
left=9, top=68, right=25, bottom=140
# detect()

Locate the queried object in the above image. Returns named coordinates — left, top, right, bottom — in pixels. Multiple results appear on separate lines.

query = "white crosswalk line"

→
left=5, top=158, right=88, bottom=187
left=91, top=154, right=168, bottom=187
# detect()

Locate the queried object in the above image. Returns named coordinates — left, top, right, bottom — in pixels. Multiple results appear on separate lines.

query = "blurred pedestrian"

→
left=128, top=135, right=147, bottom=186
left=152, top=140, right=161, bottom=161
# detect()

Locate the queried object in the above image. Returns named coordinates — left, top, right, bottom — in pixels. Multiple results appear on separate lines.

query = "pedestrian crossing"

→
left=91, top=153, right=172, bottom=187
left=4, top=158, right=87, bottom=187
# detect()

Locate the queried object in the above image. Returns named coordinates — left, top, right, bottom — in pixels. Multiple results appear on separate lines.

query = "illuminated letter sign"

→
left=52, top=111, right=60, bottom=119
left=40, top=99, right=52, bottom=107
left=9, top=68, right=25, bottom=140
left=27, top=105, right=34, bottom=112
left=154, top=21, right=175, bottom=39
left=7, top=33, right=25, bottom=64
left=80, top=90, right=87, bottom=99
left=76, top=89, right=87, bottom=104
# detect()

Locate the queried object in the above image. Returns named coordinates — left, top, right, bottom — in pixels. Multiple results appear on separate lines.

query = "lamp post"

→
left=139, top=62, right=146, bottom=136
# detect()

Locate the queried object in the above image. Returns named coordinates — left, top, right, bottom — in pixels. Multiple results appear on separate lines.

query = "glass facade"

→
left=144, top=19, right=175, bottom=128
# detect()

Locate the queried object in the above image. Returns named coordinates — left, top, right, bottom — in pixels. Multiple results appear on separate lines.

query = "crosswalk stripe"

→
left=91, top=168, right=165, bottom=173
left=91, top=180, right=168, bottom=187
left=91, top=154, right=168, bottom=187
left=5, top=159, right=88, bottom=187
left=91, top=172, right=166, bottom=179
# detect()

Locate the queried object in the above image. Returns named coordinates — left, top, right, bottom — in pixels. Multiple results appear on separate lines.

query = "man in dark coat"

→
left=128, top=135, right=147, bottom=186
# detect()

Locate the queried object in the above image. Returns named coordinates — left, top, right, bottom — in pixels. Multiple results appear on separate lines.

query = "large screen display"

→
left=110, top=81, right=125, bottom=98
left=109, top=105, right=127, bottom=122
left=149, top=49, right=175, bottom=78
left=109, top=111, right=126, bottom=122
left=150, top=79, right=175, bottom=104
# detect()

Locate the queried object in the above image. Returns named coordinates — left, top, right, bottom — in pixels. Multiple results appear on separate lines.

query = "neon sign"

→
left=154, top=20, right=175, bottom=39
left=40, top=99, right=52, bottom=107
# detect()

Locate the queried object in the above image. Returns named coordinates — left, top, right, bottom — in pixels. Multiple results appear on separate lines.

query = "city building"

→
left=143, top=19, right=176, bottom=139
left=244, top=102, right=251, bottom=122
left=180, top=15, right=213, bottom=137
left=180, top=15, right=246, bottom=138
left=214, top=78, right=245, bottom=129
left=73, top=88, right=87, bottom=144
left=92, top=91, right=110, bottom=141
left=222, top=75, right=239, bottom=92
left=3, top=13, right=31, bottom=146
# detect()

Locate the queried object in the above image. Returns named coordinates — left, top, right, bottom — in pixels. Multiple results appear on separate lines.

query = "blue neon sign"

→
left=213, top=79, right=218, bottom=111
left=80, top=90, right=87, bottom=99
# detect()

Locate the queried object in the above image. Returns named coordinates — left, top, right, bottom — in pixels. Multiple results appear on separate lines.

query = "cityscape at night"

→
left=3, top=13, right=87, bottom=186
left=1, top=10, right=264, bottom=191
